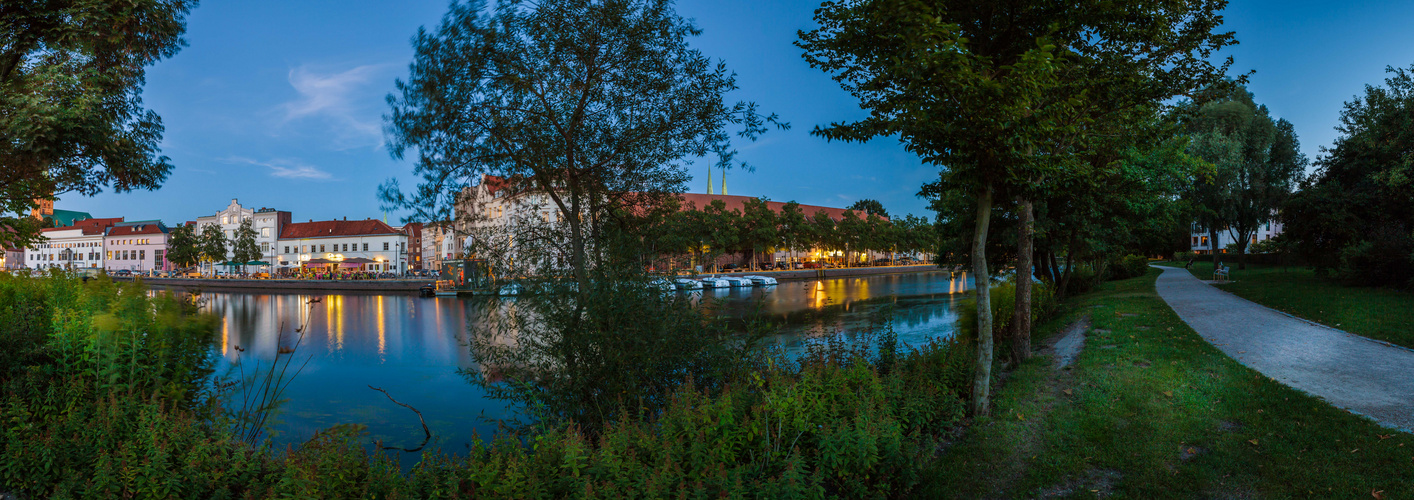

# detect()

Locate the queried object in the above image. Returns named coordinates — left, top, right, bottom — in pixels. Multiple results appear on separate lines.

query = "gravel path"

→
left=1153, top=265, right=1414, bottom=431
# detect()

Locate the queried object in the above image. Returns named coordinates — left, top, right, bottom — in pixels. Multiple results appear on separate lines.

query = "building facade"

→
left=421, top=222, right=462, bottom=271
left=24, top=218, right=122, bottom=270
left=397, top=222, right=424, bottom=270
left=194, top=199, right=291, bottom=270
left=1190, top=220, right=1285, bottom=255
left=277, top=218, right=410, bottom=273
left=103, top=221, right=171, bottom=273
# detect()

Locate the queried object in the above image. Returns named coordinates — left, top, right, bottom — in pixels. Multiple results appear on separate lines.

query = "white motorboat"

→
left=649, top=277, right=677, bottom=292
left=673, top=278, right=703, bottom=290
left=698, top=277, right=731, bottom=288
left=497, top=283, right=522, bottom=296
left=743, top=275, right=778, bottom=286
left=721, top=276, right=753, bottom=287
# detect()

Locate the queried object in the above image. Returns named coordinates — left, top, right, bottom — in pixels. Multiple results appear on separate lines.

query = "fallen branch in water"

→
left=368, top=385, right=433, bottom=452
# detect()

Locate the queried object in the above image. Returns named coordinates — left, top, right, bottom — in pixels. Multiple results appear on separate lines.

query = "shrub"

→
left=1106, top=254, right=1150, bottom=281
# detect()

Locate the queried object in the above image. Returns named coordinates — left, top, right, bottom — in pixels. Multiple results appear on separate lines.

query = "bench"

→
left=1213, top=265, right=1230, bottom=283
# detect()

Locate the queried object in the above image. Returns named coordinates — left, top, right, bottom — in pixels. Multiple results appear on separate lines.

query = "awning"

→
left=342, top=257, right=376, bottom=264
left=305, top=258, right=335, bottom=265
left=338, top=262, right=362, bottom=268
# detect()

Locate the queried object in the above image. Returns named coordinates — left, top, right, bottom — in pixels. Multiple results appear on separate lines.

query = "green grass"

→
left=1172, top=262, right=1414, bottom=350
left=920, top=268, right=1414, bottom=498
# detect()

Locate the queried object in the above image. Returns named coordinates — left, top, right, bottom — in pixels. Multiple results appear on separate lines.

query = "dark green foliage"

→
left=1, top=271, right=971, bottom=498
left=1108, top=255, right=1152, bottom=281
left=1283, top=65, right=1414, bottom=287
left=464, top=274, right=771, bottom=438
left=0, top=0, right=196, bottom=249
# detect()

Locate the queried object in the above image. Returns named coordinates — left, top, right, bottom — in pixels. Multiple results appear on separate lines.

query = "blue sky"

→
left=59, top=0, right=1414, bottom=226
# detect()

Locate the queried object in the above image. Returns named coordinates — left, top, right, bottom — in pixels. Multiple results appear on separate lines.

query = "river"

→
left=202, top=270, right=975, bottom=466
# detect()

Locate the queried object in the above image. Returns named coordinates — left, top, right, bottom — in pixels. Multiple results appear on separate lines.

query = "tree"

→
left=799, top=0, right=1238, bottom=415
left=778, top=201, right=807, bottom=265
left=1283, top=64, right=1414, bottom=286
left=199, top=224, right=227, bottom=276
left=702, top=200, right=741, bottom=271
left=1181, top=86, right=1307, bottom=270
left=380, top=0, right=783, bottom=291
left=740, top=197, right=778, bottom=269
left=808, top=210, right=837, bottom=265
left=166, top=223, right=200, bottom=269
left=231, top=218, right=260, bottom=274
left=848, top=199, right=889, bottom=219
left=0, top=1, right=196, bottom=249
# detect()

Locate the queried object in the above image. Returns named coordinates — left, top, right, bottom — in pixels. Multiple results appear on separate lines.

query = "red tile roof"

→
left=279, top=219, right=402, bottom=239
left=107, top=223, right=167, bottom=237
left=42, top=217, right=124, bottom=235
left=675, top=194, right=883, bottom=222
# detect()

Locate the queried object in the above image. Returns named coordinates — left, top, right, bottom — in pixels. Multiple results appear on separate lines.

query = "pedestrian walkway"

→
left=1153, top=265, right=1414, bottom=431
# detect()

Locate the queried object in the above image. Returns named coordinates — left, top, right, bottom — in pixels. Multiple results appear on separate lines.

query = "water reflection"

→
left=190, top=270, right=974, bottom=466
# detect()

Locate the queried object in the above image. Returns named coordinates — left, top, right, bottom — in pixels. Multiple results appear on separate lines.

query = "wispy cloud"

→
left=221, top=156, right=334, bottom=180
left=278, top=63, right=391, bottom=149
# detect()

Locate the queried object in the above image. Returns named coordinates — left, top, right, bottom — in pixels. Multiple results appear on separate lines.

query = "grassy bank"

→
left=920, top=268, right=1414, bottom=497
left=1165, top=262, right=1414, bottom=350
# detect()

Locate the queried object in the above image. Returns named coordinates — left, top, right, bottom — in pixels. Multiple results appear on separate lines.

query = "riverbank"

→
left=920, top=267, right=1414, bottom=497
left=114, top=264, right=948, bottom=293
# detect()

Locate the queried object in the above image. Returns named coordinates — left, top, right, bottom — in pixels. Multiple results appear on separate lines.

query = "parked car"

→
left=720, top=263, right=740, bottom=271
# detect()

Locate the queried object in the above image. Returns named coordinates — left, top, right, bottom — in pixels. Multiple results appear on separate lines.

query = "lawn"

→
left=920, top=268, right=1414, bottom=498
left=1168, top=262, right=1414, bottom=350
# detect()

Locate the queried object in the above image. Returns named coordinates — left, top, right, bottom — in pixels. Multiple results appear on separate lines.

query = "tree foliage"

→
left=165, top=223, right=199, bottom=269
left=231, top=218, right=260, bottom=271
left=1283, top=64, right=1414, bottom=286
left=0, top=0, right=196, bottom=248
left=380, top=0, right=783, bottom=288
left=1181, top=86, right=1307, bottom=269
left=799, top=0, right=1239, bottom=415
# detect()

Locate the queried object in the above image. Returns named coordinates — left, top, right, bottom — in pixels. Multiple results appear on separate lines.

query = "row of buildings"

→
left=9, top=199, right=463, bottom=274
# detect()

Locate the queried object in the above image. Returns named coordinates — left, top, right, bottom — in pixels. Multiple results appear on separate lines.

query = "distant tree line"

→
left=628, top=197, right=937, bottom=272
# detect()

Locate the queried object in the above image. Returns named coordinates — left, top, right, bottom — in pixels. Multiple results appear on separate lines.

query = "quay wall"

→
left=113, top=264, right=949, bottom=293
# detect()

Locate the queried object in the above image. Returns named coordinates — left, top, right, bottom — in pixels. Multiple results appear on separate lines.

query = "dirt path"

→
left=1153, top=265, right=1414, bottom=431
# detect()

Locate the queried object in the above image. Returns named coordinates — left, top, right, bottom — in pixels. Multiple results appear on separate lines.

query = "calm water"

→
left=200, top=270, right=975, bottom=465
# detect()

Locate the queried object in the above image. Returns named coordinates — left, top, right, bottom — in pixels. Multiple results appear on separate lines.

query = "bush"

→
left=1106, top=254, right=1150, bottom=281
left=2, top=273, right=972, bottom=498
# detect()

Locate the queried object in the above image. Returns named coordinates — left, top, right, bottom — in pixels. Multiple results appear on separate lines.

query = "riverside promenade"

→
left=114, top=264, right=945, bottom=293
left=1153, top=265, right=1414, bottom=431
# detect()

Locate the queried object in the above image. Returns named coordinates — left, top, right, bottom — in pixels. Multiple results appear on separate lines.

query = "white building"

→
left=1190, top=219, right=1284, bottom=255
left=194, top=199, right=291, bottom=269
left=24, top=218, right=123, bottom=270
left=422, top=222, right=463, bottom=271
left=277, top=218, right=410, bottom=273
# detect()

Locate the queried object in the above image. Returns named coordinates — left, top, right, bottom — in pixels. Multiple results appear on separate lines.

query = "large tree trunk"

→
left=1209, top=226, right=1220, bottom=269
left=1012, top=198, right=1034, bottom=363
left=970, top=185, right=994, bottom=417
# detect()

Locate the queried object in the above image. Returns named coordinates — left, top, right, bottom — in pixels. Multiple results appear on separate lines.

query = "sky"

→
left=58, top=0, right=1414, bottom=226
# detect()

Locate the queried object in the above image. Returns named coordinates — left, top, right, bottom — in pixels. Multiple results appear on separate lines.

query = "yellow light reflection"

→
left=334, top=295, right=344, bottom=352
left=221, top=318, right=229, bottom=357
left=377, top=296, right=386, bottom=360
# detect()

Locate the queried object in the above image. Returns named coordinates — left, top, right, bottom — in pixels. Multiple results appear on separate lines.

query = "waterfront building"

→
left=103, top=221, right=172, bottom=273
left=194, top=199, right=292, bottom=271
left=421, top=222, right=462, bottom=272
left=452, top=174, right=920, bottom=271
left=2, top=245, right=22, bottom=270
left=24, top=217, right=123, bottom=270
left=277, top=218, right=409, bottom=273
left=1190, top=219, right=1284, bottom=255
left=396, top=222, right=425, bottom=270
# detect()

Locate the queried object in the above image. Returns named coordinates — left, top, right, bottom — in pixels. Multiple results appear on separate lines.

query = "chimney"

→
left=343, top=216, right=346, bottom=221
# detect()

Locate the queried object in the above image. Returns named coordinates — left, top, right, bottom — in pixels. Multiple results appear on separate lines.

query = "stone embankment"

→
left=113, top=264, right=947, bottom=293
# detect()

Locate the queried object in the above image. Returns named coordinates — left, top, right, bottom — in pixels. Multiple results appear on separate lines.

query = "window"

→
left=139, top=250, right=145, bottom=261
left=261, top=227, right=270, bottom=237
left=343, top=243, right=349, bottom=252
left=155, top=250, right=164, bottom=264
left=363, top=243, right=369, bottom=251
left=284, top=246, right=290, bottom=253
left=261, top=242, right=270, bottom=252
left=320, top=245, right=325, bottom=253
left=383, top=242, right=389, bottom=251
left=107, top=251, right=113, bottom=260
